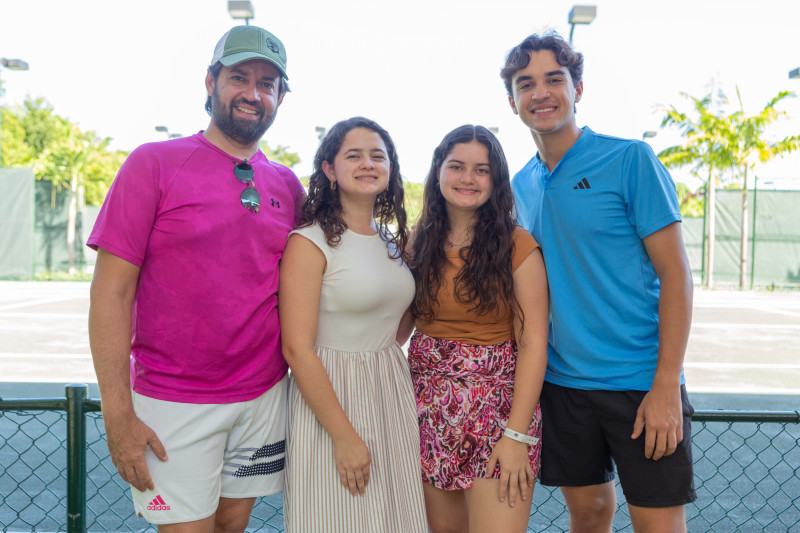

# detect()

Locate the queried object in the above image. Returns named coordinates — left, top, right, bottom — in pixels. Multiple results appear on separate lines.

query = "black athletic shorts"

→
left=538, top=381, right=697, bottom=508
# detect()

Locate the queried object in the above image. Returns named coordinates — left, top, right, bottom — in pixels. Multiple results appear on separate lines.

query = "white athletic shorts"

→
left=130, top=376, right=288, bottom=525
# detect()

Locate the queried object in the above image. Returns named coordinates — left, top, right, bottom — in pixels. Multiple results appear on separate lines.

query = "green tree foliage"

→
left=403, top=181, right=424, bottom=227
left=676, top=182, right=704, bottom=217
left=3, top=97, right=127, bottom=206
left=260, top=141, right=300, bottom=168
left=726, top=88, right=800, bottom=288
left=660, top=89, right=800, bottom=288
left=2, top=97, right=128, bottom=273
left=35, top=123, right=114, bottom=274
left=660, top=91, right=740, bottom=288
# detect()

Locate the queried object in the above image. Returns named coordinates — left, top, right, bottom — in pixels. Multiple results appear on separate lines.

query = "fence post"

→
left=700, top=181, right=708, bottom=286
left=66, top=383, right=88, bottom=533
left=749, top=175, right=758, bottom=288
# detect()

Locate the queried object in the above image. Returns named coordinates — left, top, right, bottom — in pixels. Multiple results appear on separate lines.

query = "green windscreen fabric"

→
left=682, top=189, right=800, bottom=287
left=0, top=168, right=35, bottom=277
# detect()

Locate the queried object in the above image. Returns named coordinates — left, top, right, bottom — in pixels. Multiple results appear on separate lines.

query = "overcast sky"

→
left=2, top=0, right=799, bottom=188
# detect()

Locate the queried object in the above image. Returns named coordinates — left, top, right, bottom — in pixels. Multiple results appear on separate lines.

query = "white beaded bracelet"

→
left=503, top=427, right=539, bottom=446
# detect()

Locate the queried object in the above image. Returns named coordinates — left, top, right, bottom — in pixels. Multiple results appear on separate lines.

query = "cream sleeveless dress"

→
left=283, top=224, right=427, bottom=532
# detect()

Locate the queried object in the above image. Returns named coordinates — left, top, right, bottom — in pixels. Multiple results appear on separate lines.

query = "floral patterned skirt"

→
left=407, top=331, right=542, bottom=490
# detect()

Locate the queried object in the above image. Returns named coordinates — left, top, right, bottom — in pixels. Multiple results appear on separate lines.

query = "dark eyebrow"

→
left=446, top=158, right=489, bottom=166
left=229, top=67, right=277, bottom=82
left=344, top=148, right=387, bottom=155
left=516, top=70, right=567, bottom=86
left=514, top=75, right=533, bottom=86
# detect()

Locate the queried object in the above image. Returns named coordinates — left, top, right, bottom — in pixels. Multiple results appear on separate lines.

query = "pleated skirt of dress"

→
left=283, top=343, right=428, bottom=533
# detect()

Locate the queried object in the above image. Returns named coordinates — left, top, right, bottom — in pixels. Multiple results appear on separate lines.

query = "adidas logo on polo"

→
left=147, top=495, right=171, bottom=511
left=573, top=178, right=591, bottom=190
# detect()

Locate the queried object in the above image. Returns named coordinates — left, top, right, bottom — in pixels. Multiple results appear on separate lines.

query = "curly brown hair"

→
left=500, top=31, right=584, bottom=98
left=298, top=117, right=407, bottom=260
left=410, top=125, right=520, bottom=323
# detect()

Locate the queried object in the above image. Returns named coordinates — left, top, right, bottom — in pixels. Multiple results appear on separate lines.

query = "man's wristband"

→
left=503, top=427, right=539, bottom=446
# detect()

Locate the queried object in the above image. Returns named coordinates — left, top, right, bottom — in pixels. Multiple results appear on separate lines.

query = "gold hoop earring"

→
left=330, top=181, right=337, bottom=191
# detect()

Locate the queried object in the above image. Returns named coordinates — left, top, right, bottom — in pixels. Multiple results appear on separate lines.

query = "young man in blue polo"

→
left=501, top=32, right=696, bottom=532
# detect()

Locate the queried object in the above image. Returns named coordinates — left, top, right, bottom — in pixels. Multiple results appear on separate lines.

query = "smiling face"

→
left=509, top=49, right=583, bottom=140
left=322, top=127, right=391, bottom=202
left=438, top=140, right=493, bottom=217
left=206, top=59, right=285, bottom=147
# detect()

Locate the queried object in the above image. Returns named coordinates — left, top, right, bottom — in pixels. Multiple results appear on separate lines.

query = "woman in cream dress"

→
left=279, top=117, right=427, bottom=532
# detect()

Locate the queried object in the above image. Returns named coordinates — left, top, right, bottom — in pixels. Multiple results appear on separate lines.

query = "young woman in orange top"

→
left=405, top=124, right=549, bottom=533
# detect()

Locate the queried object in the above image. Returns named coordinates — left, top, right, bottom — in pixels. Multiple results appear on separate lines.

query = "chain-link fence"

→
left=2, top=385, right=799, bottom=532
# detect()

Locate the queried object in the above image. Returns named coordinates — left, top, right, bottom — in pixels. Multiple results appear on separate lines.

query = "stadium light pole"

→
left=228, top=1, right=254, bottom=25
left=155, top=125, right=182, bottom=139
left=568, top=5, right=597, bottom=46
left=0, top=57, right=29, bottom=167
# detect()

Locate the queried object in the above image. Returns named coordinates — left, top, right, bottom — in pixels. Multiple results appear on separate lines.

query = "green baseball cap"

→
left=210, top=26, right=288, bottom=80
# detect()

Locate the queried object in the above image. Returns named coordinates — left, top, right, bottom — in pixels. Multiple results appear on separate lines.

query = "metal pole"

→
left=700, top=181, right=708, bottom=286
left=750, top=175, right=758, bottom=289
left=66, top=383, right=88, bottom=533
left=0, top=94, right=4, bottom=166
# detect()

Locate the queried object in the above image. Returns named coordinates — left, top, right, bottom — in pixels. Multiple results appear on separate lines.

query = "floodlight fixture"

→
left=1, top=58, right=29, bottom=71
left=228, top=1, right=254, bottom=25
left=568, top=5, right=597, bottom=45
left=155, top=125, right=180, bottom=139
left=569, top=5, right=597, bottom=24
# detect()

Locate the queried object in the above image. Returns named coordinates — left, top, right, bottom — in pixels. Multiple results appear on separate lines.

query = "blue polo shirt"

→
left=512, top=127, right=682, bottom=391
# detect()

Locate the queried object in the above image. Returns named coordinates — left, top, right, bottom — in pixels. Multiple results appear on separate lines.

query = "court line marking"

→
left=694, top=304, right=800, bottom=319
left=689, top=386, right=800, bottom=395
left=0, top=312, right=87, bottom=319
left=0, top=296, right=87, bottom=312
left=0, top=353, right=93, bottom=359
left=691, top=323, right=800, bottom=329
left=685, top=362, right=800, bottom=369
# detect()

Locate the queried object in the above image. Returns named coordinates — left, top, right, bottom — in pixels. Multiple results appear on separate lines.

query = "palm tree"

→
left=727, top=88, right=800, bottom=288
left=659, top=92, right=737, bottom=288
left=36, top=125, right=110, bottom=274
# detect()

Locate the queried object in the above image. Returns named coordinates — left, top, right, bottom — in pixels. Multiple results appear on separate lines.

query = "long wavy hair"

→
left=410, top=125, right=520, bottom=323
left=298, top=116, right=407, bottom=259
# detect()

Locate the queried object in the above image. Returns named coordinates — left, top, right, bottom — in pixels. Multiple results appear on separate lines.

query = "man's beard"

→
left=210, top=87, right=276, bottom=146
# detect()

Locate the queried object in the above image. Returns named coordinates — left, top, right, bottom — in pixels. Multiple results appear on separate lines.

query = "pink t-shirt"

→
left=88, top=132, right=305, bottom=403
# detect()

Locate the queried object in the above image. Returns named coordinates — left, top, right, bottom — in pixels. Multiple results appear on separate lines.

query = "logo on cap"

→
left=266, top=38, right=279, bottom=54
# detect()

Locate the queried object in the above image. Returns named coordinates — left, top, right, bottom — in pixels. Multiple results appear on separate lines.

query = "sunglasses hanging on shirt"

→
left=233, top=160, right=260, bottom=214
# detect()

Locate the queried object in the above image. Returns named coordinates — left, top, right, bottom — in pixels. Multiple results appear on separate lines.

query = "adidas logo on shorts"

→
left=147, top=494, right=171, bottom=511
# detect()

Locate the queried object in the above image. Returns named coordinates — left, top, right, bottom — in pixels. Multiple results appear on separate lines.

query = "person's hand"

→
left=333, top=433, right=371, bottom=495
left=631, top=383, right=683, bottom=460
left=486, top=435, right=533, bottom=507
left=104, top=412, right=167, bottom=492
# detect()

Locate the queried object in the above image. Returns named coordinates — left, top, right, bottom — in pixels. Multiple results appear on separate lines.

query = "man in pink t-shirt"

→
left=87, top=25, right=305, bottom=532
